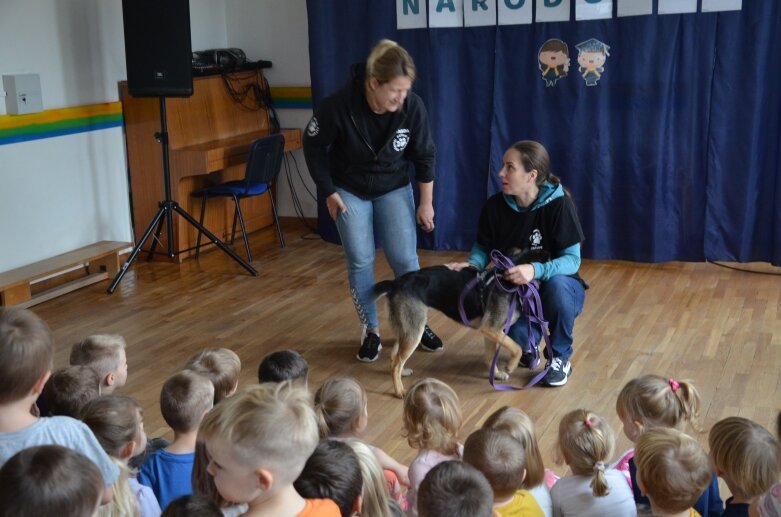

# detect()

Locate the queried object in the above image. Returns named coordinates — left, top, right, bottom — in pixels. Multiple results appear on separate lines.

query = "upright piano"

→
left=120, top=72, right=302, bottom=261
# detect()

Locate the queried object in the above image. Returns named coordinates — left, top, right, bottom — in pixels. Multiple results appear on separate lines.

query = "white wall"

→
left=226, top=0, right=317, bottom=220
left=0, top=0, right=314, bottom=273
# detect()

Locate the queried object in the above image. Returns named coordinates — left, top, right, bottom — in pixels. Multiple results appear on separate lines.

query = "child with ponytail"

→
left=551, top=409, right=635, bottom=517
left=81, top=395, right=161, bottom=517
left=616, top=375, right=722, bottom=516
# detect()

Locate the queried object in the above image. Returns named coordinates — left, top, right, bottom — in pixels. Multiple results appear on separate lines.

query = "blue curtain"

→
left=306, top=1, right=781, bottom=265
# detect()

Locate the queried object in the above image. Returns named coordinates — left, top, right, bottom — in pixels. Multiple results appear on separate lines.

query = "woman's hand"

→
left=504, top=264, right=535, bottom=285
left=416, top=203, right=435, bottom=232
left=326, top=192, right=347, bottom=221
left=446, top=262, right=473, bottom=272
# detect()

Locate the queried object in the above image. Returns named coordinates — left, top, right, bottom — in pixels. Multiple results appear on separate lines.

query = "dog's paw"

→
left=401, top=368, right=413, bottom=377
left=492, top=369, right=510, bottom=381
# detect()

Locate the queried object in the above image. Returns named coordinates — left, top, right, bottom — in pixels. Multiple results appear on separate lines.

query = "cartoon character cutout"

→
left=538, top=39, right=570, bottom=87
left=576, top=38, right=610, bottom=86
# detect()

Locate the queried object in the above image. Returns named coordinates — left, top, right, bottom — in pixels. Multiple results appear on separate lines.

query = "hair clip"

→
left=593, top=461, right=605, bottom=473
left=669, top=378, right=681, bottom=393
left=584, top=418, right=593, bottom=428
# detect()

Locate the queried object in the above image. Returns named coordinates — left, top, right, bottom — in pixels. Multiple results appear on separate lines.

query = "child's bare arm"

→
left=372, top=446, right=410, bottom=487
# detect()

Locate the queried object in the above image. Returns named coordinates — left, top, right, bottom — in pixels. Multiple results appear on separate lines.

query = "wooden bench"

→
left=0, top=241, right=130, bottom=308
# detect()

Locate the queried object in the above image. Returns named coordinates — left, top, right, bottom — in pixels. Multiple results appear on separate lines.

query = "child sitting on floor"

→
left=71, top=334, right=129, bottom=395
left=258, top=349, right=309, bottom=389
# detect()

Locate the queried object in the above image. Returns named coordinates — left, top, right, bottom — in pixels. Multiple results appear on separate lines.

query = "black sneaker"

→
left=542, top=357, right=572, bottom=386
left=519, top=351, right=534, bottom=369
left=419, top=325, right=443, bottom=352
left=357, top=333, right=382, bottom=362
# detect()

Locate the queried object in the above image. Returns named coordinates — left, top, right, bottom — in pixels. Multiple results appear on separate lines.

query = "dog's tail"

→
left=373, top=280, right=396, bottom=299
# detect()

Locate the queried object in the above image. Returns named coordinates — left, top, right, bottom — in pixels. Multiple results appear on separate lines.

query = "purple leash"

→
left=458, top=251, right=552, bottom=391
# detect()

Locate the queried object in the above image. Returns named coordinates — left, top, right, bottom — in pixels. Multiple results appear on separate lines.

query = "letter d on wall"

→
left=537, top=0, right=570, bottom=22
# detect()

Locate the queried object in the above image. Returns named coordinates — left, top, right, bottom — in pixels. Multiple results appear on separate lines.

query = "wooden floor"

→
left=32, top=220, right=781, bottom=480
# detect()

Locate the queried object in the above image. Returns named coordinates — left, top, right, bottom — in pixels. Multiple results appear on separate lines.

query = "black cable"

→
left=282, top=153, right=318, bottom=235
left=707, top=259, right=781, bottom=276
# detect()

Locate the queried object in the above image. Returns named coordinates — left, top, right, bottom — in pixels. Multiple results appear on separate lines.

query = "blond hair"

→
left=403, top=378, right=462, bottom=455
left=70, top=334, right=126, bottom=380
left=161, top=370, right=214, bottom=433
left=199, top=382, right=318, bottom=486
left=482, top=406, right=545, bottom=488
left=314, top=377, right=367, bottom=438
left=463, top=428, right=526, bottom=499
left=709, top=416, right=780, bottom=498
left=0, top=307, right=53, bottom=404
left=81, top=395, right=144, bottom=517
left=345, top=439, right=393, bottom=517
left=186, top=348, right=241, bottom=404
left=557, top=409, right=614, bottom=497
left=366, top=39, right=416, bottom=84
left=616, top=374, right=701, bottom=432
left=635, top=427, right=711, bottom=514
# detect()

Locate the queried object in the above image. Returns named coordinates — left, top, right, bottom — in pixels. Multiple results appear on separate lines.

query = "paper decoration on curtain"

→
left=576, top=38, right=610, bottom=86
left=702, top=0, right=742, bottom=12
left=536, top=0, right=570, bottom=23
left=658, top=0, right=697, bottom=15
left=465, top=0, right=497, bottom=26
left=538, top=39, right=570, bottom=87
left=397, top=0, right=428, bottom=29
left=498, top=0, right=532, bottom=25
left=617, top=0, right=652, bottom=17
left=576, top=0, right=613, bottom=20
left=429, top=0, right=464, bottom=27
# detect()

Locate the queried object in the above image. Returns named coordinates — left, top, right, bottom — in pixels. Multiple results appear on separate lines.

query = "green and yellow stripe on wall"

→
left=0, top=102, right=124, bottom=146
left=270, top=86, right=312, bottom=110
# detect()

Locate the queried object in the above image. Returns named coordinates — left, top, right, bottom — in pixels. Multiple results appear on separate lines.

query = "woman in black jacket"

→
left=304, top=39, right=441, bottom=362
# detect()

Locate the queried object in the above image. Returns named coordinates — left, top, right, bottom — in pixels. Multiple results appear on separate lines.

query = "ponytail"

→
left=670, top=378, right=701, bottom=431
left=590, top=461, right=610, bottom=497
left=557, top=410, right=615, bottom=498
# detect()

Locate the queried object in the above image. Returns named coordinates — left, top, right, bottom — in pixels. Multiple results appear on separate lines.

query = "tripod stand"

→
left=108, top=97, right=257, bottom=294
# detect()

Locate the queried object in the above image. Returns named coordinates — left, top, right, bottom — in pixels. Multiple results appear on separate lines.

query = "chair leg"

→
left=268, top=189, right=285, bottom=248
left=195, top=193, right=208, bottom=259
left=230, top=205, right=238, bottom=245
left=233, top=194, right=253, bottom=262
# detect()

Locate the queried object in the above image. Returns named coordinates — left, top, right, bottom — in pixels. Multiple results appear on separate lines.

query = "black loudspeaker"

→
left=122, top=0, right=193, bottom=97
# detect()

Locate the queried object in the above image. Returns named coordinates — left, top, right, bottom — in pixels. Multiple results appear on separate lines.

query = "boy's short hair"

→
left=70, top=334, right=126, bottom=379
left=199, top=382, right=318, bottom=487
left=635, top=427, right=712, bottom=514
left=294, top=439, right=362, bottom=517
left=161, top=370, right=215, bottom=433
left=42, top=365, right=101, bottom=418
left=186, top=348, right=241, bottom=403
left=418, top=460, right=495, bottom=517
left=709, top=416, right=780, bottom=498
left=0, top=308, right=53, bottom=404
left=258, top=349, right=309, bottom=385
left=463, top=428, right=526, bottom=499
left=161, top=494, right=222, bottom=517
left=0, top=444, right=102, bottom=516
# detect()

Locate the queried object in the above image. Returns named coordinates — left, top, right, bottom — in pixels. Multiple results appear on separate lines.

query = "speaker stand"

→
left=108, top=97, right=257, bottom=294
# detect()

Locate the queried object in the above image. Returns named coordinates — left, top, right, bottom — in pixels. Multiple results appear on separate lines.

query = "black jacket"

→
left=303, top=64, right=436, bottom=198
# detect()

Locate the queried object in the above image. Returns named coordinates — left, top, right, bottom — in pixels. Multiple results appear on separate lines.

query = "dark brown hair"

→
left=294, top=440, right=363, bottom=517
left=510, top=140, right=562, bottom=189
left=0, top=308, right=53, bottom=404
left=0, top=445, right=102, bottom=516
left=43, top=365, right=101, bottom=418
left=161, top=370, right=214, bottom=433
left=418, top=461, right=494, bottom=517
left=258, top=349, right=309, bottom=384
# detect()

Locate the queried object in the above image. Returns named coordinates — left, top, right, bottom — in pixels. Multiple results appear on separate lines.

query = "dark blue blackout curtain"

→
left=306, top=1, right=781, bottom=265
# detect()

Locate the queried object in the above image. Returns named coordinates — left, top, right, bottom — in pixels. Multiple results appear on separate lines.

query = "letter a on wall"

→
left=429, top=0, right=464, bottom=27
left=397, top=0, right=428, bottom=29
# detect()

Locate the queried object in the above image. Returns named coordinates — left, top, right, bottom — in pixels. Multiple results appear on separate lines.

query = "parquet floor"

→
left=31, top=221, right=781, bottom=481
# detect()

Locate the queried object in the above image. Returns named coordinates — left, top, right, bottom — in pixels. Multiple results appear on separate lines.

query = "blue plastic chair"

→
left=193, top=133, right=285, bottom=262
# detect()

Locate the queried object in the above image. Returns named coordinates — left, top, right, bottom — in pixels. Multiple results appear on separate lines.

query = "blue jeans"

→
left=507, top=275, right=585, bottom=362
left=335, top=185, right=420, bottom=330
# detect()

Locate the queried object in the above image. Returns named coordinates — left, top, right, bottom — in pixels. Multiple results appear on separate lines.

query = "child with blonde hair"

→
left=483, top=406, right=554, bottom=516
left=71, top=334, right=129, bottom=394
left=0, top=444, right=104, bottom=517
left=199, top=383, right=340, bottom=516
left=551, top=409, right=635, bottom=516
left=709, top=417, right=780, bottom=516
left=464, top=428, right=544, bottom=516
left=138, top=370, right=214, bottom=510
left=750, top=411, right=781, bottom=517
left=403, top=378, right=464, bottom=516
left=313, top=377, right=409, bottom=503
left=81, top=395, right=161, bottom=517
left=616, top=375, right=722, bottom=516
left=346, top=438, right=404, bottom=517
left=186, top=348, right=241, bottom=404
left=634, top=427, right=711, bottom=517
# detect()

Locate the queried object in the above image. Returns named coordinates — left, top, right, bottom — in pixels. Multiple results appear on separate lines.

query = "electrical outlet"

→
left=2, top=74, right=43, bottom=115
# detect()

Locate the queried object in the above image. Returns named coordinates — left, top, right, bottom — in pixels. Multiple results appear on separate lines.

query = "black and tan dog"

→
left=374, top=249, right=549, bottom=398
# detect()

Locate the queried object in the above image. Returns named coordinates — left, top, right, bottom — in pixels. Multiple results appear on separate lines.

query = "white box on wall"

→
left=2, top=74, right=43, bottom=115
